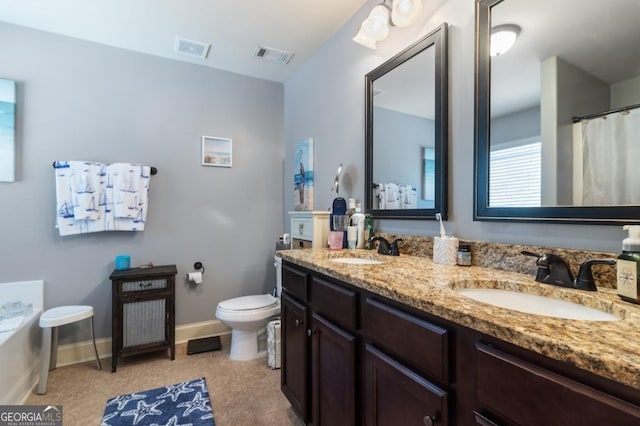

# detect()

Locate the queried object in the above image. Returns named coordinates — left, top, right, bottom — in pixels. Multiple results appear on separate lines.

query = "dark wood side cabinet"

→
left=110, top=264, right=177, bottom=372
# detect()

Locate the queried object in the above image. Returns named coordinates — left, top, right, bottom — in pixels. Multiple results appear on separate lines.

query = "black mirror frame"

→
left=365, top=23, right=449, bottom=220
left=474, top=0, right=640, bottom=224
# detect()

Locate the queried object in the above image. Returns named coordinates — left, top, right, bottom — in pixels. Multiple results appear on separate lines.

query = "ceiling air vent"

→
left=174, top=37, right=210, bottom=59
left=252, top=45, right=294, bottom=65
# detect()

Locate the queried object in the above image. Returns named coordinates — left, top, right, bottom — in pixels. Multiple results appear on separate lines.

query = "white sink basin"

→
left=329, top=258, right=384, bottom=265
left=456, top=288, right=620, bottom=321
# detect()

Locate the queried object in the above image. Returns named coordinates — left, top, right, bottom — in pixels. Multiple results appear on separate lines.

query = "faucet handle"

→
left=390, top=238, right=403, bottom=256
left=576, top=259, right=616, bottom=291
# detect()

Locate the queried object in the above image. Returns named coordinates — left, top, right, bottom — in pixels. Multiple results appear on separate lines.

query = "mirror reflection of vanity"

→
left=475, top=0, right=640, bottom=223
left=365, top=23, right=449, bottom=219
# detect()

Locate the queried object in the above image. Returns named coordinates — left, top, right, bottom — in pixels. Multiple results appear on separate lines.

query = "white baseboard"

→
left=54, top=319, right=231, bottom=368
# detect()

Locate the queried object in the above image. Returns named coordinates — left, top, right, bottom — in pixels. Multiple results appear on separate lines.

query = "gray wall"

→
left=374, top=106, right=434, bottom=208
left=0, top=23, right=284, bottom=340
left=491, top=106, right=540, bottom=148
left=284, top=0, right=623, bottom=252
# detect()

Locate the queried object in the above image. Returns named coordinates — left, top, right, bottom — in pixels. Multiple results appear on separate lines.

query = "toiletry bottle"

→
left=457, top=243, right=472, bottom=266
left=616, top=225, right=640, bottom=304
left=351, top=203, right=366, bottom=249
left=364, top=214, right=374, bottom=250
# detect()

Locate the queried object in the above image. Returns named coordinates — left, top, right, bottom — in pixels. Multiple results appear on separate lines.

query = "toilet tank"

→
left=274, top=255, right=283, bottom=297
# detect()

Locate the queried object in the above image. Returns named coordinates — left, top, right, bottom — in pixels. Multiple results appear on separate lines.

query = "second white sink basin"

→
left=329, top=258, right=384, bottom=265
left=456, top=288, right=620, bottom=321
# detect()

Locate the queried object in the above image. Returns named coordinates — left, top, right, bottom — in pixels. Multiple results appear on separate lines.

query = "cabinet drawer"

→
left=365, top=344, right=448, bottom=426
left=291, top=216, right=313, bottom=241
left=282, top=264, right=308, bottom=302
left=476, top=343, right=640, bottom=425
left=121, top=278, right=167, bottom=292
left=364, top=297, right=448, bottom=383
left=310, top=276, right=357, bottom=330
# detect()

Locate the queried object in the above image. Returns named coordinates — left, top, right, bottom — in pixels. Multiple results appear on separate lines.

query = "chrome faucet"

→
left=521, top=251, right=615, bottom=291
left=371, top=236, right=402, bottom=256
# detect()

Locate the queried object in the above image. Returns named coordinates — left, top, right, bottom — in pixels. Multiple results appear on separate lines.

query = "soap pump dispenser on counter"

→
left=617, top=225, right=640, bottom=304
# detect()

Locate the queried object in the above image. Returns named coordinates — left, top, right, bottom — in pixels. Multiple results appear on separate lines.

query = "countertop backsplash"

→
left=376, top=233, right=618, bottom=289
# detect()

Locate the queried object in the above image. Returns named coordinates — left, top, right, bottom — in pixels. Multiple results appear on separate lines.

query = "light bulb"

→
left=391, top=0, right=423, bottom=27
left=363, top=5, right=390, bottom=41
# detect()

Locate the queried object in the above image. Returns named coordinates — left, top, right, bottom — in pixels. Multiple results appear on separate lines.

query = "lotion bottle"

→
left=616, top=225, right=640, bottom=304
left=350, top=203, right=366, bottom=249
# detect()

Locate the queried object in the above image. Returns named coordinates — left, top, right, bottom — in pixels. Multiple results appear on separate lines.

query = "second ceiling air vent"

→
left=252, top=45, right=294, bottom=65
left=175, top=37, right=211, bottom=59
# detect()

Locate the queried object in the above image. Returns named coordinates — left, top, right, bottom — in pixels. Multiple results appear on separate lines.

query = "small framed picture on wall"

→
left=201, top=136, right=232, bottom=167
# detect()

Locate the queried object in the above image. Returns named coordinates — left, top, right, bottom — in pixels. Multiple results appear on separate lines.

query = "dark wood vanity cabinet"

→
left=281, top=264, right=358, bottom=425
left=281, top=261, right=640, bottom=426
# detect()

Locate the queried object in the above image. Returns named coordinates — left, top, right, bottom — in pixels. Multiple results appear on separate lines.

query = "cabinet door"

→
left=364, top=344, right=448, bottom=426
left=281, top=293, right=309, bottom=422
left=310, top=313, right=356, bottom=426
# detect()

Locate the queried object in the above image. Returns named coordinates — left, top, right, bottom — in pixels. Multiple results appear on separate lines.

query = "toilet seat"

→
left=217, top=294, right=277, bottom=312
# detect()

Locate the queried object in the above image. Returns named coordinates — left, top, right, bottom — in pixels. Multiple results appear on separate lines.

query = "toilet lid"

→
left=218, top=294, right=277, bottom=311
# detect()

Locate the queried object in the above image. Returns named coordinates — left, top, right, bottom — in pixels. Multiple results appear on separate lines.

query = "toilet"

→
left=215, top=255, right=282, bottom=360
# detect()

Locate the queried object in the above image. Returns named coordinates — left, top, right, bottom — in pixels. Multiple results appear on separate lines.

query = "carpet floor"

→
left=26, top=335, right=304, bottom=426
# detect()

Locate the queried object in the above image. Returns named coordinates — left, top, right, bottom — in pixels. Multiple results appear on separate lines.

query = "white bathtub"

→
left=0, top=280, right=43, bottom=405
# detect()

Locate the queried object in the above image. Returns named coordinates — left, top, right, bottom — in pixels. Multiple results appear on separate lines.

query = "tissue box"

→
left=433, top=237, right=458, bottom=265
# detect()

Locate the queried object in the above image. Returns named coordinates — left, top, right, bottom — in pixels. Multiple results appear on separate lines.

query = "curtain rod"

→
left=572, top=103, right=640, bottom=123
left=52, top=162, right=157, bottom=175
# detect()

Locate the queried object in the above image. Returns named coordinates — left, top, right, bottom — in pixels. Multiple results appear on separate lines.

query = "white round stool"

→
left=37, top=305, right=102, bottom=395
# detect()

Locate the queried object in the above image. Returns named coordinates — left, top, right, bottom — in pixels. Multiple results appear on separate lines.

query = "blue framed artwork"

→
left=294, top=138, right=314, bottom=210
left=0, top=78, right=16, bottom=182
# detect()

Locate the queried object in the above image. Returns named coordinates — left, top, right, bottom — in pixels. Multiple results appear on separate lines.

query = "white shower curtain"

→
left=581, top=108, right=640, bottom=206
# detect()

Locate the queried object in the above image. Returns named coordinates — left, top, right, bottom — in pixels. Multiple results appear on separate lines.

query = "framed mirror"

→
left=474, top=0, right=640, bottom=224
left=365, top=23, right=448, bottom=219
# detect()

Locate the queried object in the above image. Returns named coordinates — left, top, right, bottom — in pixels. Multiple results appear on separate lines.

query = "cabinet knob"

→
left=306, top=328, right=317, bottom=337
left=298, top=223, right=304, bottom=234
left=423, top=415, right=435, bottom=426
left=294, top=319, right=303, bottom=327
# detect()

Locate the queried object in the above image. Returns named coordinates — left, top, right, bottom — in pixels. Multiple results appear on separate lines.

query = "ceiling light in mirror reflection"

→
left=490, top=24, right=520, bottom=56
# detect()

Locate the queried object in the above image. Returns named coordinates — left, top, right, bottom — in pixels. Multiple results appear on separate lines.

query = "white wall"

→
left=0, top=23, right=285, bottom=340
left=284, top=0, right=624, bottom=251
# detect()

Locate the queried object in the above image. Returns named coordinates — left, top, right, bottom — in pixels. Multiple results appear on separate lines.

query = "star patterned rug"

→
left=101, top=377, right=215, bottom=426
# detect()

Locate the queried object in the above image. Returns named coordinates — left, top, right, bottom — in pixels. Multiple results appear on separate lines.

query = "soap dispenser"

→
left=616, top=225, right=640, bottom=304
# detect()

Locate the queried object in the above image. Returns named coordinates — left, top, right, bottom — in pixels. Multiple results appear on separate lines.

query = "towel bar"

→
left=52, top=162, right=157, bottom=175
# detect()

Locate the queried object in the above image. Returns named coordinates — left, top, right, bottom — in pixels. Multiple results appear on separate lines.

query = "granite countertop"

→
left=277, top=248, right=640, bottom=391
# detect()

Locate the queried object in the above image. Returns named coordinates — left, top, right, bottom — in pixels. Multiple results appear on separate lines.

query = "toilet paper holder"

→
left=186, top=261, right=205, bottom=281
left=193, top=261, right=205, bottom=274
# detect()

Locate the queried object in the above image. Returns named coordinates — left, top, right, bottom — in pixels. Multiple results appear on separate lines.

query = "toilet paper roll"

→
left=187, top=271, right=203, bottom=284
left=433, top=236, right=459, bottom=265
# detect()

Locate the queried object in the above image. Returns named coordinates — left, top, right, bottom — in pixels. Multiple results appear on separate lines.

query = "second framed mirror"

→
left=365, top=23, right=449, bottom=220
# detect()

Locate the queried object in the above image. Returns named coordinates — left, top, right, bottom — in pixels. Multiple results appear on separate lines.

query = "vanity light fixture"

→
left=490, top=24, right=521, bottom=56
left=353, top=0, right=424, bottom=49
